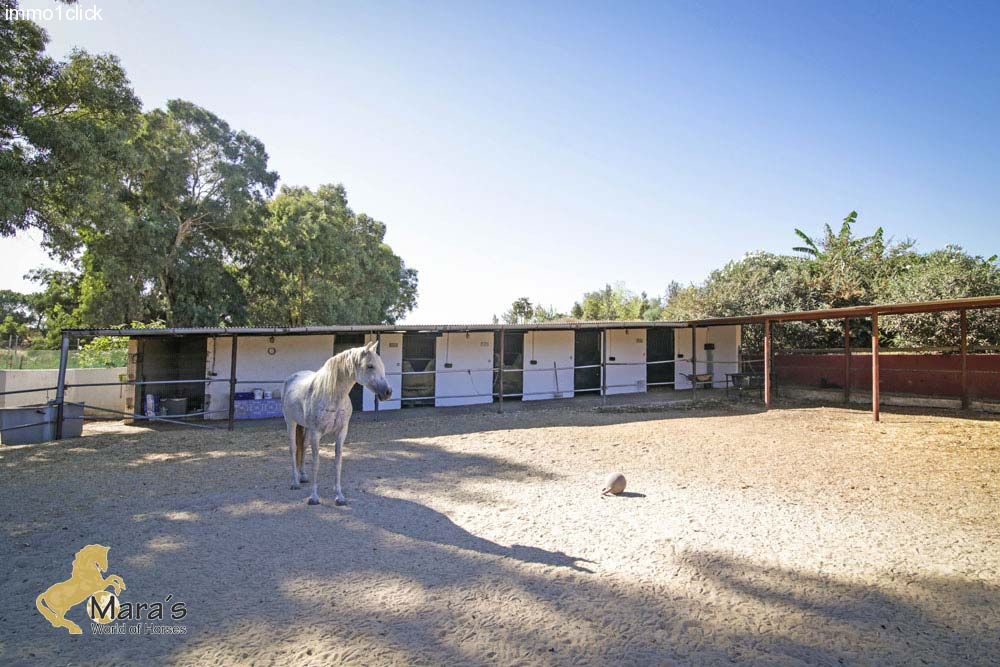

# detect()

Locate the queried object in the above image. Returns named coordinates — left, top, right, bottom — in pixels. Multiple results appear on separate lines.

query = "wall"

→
left=205, top=335, right=335, bottom=419
left=363, top=333, right=402, bottom=411
left=0, top=367, right=128, bottom=415
left=522, top=331, right=574, bottom=400
left=774, top=353, right=1000, bottom=400
left=435, top=332, right=494, bottom=407
left=674, top=326, right=741, bottom=390
left=605, top=328, right=647, bottom=395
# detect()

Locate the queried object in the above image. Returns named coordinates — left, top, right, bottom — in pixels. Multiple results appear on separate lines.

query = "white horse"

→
left=282, top=341, right=392, bottom=505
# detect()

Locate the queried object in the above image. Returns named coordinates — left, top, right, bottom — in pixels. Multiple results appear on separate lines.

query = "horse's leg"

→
left=296, top=425, right=308, bottom=483
left=307, top=429, right=322, bottom=505
left=287, top=420, right=301, bottom=490
left=333, top=420, right=350, bottom=506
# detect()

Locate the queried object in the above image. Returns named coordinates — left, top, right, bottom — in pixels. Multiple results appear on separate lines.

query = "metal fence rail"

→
left=2, top=349, right=747, bottom=436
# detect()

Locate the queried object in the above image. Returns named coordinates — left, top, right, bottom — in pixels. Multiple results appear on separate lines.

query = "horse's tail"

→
left=36, top=592, right=69, bottom=631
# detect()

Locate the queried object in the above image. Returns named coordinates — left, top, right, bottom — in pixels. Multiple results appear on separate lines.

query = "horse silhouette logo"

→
left=35, top=544, right=126, bottom=634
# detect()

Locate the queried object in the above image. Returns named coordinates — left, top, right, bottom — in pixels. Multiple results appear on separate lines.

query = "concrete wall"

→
left=674, top=326, right=741, bottom=390
left=363, top=333, right=402, bottom=411
left=435, top=332, right=494, bottom=407
left=0, top=368, right=128, bottom=415
left=522, top=331, right=574, bottom=400
left=605, top=328, right=647, bottom=395
left=205, top=335, right=335, bottom=419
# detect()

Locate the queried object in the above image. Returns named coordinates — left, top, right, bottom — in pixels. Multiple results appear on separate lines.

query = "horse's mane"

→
left=313, top=347, right=361, bottom=397
left=72, top=544, right=108, bottom=574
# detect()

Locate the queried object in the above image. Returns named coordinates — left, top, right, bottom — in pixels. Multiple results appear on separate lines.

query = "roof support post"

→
left=601, top=328, right=608, bottom=405
left=54, top=332, right=70, bottom=439
left=960, top=309, right=969, bottom=410
left=690, top=325, right=697, bottom=404
left=498, top=328, right=505, bottom=414
left=227, top=335, right=238, bottom=431
left=871, top=310, right=880, bottom=422
left=375, top=332, right=381, bottom=421
left=763, top=320, right=771, bottom=409
left=843, top=318, right=851, bottom=404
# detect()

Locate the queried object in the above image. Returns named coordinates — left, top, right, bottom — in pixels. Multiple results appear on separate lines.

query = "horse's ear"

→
left=365, top=340, right=378, bottom=353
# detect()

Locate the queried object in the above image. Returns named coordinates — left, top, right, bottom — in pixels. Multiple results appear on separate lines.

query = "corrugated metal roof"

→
left=61, top=295, right=1000, bottom=338
left=62, top=320, right=689, bottom=337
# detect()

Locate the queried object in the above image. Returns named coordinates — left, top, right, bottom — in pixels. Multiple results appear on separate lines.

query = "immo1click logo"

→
left=35, top=544, right=187, bottom=635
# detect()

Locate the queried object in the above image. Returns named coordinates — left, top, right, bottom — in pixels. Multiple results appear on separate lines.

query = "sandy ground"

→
left=1, top=401, right=998, bottom=666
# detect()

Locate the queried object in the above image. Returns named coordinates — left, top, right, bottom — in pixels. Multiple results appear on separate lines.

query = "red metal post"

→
left=871, top=310, right=880, bottom=422
left=960, top=309, right=969, bottom=410
left=843, top=318, right=851, bottom=404
left=763, top=320, right=772, bottom=409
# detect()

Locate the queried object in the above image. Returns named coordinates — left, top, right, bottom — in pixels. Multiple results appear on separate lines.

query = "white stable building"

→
left=96, top=321, right=742, bottom=421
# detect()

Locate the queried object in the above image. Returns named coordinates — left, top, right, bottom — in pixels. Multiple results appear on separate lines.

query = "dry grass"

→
left=1, top=403, right=998, bottom=665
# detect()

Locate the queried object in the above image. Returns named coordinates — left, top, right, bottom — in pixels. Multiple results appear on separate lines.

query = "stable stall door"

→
left=522, top=331, right=574, bottom=400
left=363, top=333, right=402, bottom=410
left=435, top=332, right=494, bottom=406
left=606, top=328, right=647, bottom=395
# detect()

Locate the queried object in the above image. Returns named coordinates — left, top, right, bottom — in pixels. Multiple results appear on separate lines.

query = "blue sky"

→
left=4, top=0, right=999, bottom=323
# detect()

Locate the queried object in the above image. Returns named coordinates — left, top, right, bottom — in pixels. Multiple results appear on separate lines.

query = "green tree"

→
left=75, top=99, right=278, bottom=326
left=793, top=211, right=914, bottom=309
left=573, top=283, right=646, bottom=321
left=0, top=289, right=32, bottom=325
left=1, top=0, right=140, bottom=244
left=77, top=319, right=164, bottom=367
left=882, top=247, right=1000, bottom=348
left=242, top=184, right=417, bottom=326
left=502, top=297, right=534, bottom=324
left=23, top=268, right=80, bottom=347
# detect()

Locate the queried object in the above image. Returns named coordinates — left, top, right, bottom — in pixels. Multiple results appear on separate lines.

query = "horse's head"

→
left=75, top=544, right=110, bottom=574
left=356, top=341, right=392, bottom=401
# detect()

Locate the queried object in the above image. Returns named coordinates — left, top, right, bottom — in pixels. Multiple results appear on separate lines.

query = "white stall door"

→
left=435, top=332, right=494, bottom=406
left=363, top=333, right=402, bottom=410
left=522, top=331, right=574, bottom=401
left=606, top=328, right=647, bottom=395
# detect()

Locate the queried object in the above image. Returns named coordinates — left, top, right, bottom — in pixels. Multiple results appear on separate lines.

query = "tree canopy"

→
left=2, top=3, right=419, bottom=343
left=242, top=185, right=417, bottom=326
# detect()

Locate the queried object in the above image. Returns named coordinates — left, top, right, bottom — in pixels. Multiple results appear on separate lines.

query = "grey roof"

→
left=60, top=295, right=1000, bottom=338
left=62, top=320, right=691, bottom=338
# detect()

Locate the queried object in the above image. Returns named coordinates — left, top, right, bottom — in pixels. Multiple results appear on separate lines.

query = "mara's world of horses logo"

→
left=35, top=544, right=188, bottom=636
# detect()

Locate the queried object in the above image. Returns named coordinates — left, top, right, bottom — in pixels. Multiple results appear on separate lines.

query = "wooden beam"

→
left=960, top=309, right=969, bottom=410
left=871, top=311, right=880, bottom=422
left=843, top=318, right=851, bottom=404
left=763, top=320, right=771, bottom=409
left=227, top=335, right=238, bottom=431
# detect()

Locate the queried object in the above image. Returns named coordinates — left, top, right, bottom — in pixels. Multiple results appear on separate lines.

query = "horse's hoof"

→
left=300, top=476, right=309, bottom=483
left=334, top=497, right=347, bottom=506
left=291, top=484, right=301, bottom=490
left=307, top=497, right=321, bottom=506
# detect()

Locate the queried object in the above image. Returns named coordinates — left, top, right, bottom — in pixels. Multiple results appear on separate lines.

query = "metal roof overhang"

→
left=61, top=295, right=1000, bottom=338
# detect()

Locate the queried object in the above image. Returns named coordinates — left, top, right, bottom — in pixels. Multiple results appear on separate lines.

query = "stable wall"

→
left=0, top=368, right=127, bottom=415
left=605, top=328, right=647, bottom=395
left=435, top=332, right=494, bottom=407
left=674, top=326, right=741, bottom=390
left=363, top=333, right=402, bottom=411
left=205, top=335, right=335, bottom=419
left=522, top=331, right=574, bottom=400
